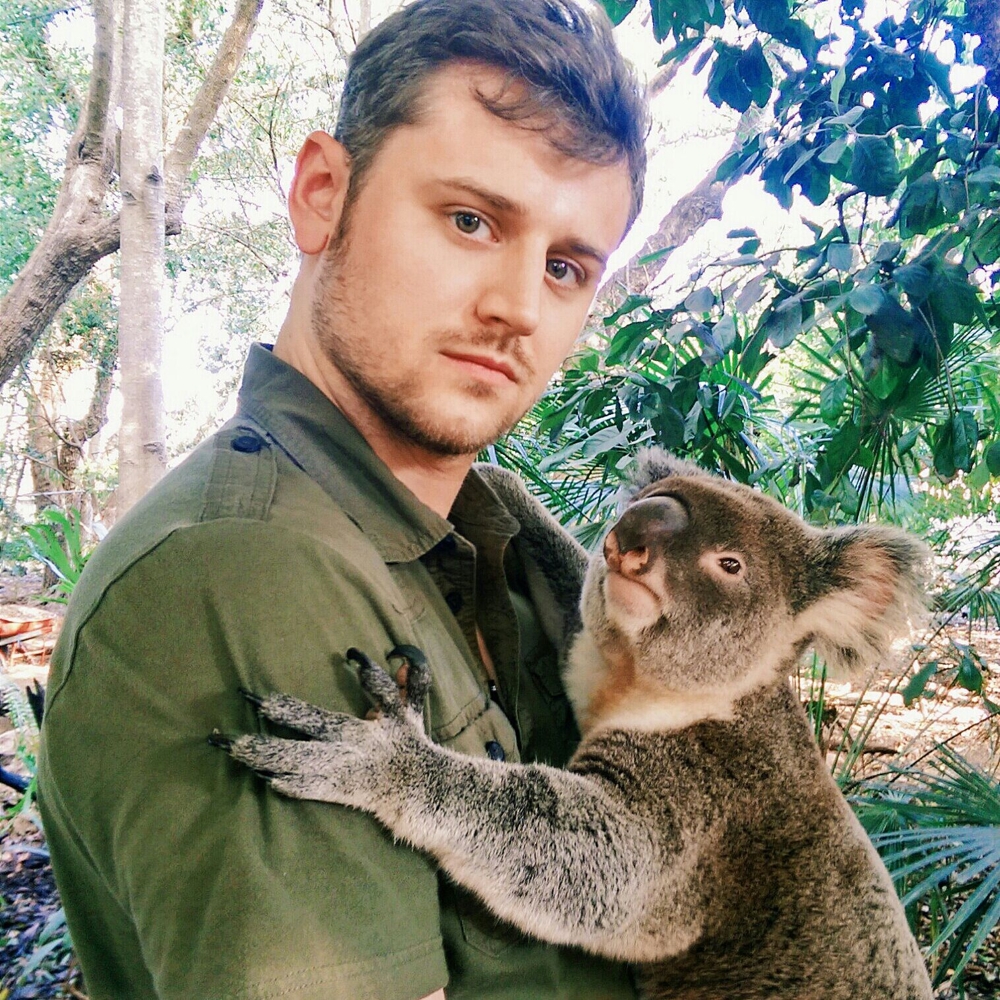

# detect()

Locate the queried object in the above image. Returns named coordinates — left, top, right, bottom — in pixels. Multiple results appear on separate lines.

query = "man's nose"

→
left=476, top=248, right=542, bottom=335
left=603, top=496, right=689, bottom=577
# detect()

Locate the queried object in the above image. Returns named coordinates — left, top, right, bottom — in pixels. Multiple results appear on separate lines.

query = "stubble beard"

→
left=311, top=237, right=538, bottom=458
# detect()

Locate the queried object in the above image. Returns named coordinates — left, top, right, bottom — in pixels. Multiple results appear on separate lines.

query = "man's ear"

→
left=288, top=131, right=352, bottom=255
left=793, top=526, right=929, bottom=678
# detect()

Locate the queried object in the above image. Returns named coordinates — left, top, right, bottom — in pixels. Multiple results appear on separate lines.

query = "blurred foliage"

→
left=852, top=747, right=1000, bottom=986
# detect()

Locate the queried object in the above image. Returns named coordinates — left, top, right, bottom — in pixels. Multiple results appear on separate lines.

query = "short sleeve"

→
left=38, top=519, right=448, bottom=1000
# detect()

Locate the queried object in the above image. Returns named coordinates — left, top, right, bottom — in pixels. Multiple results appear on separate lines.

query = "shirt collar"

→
left=235, top=344, right=517, bottom=561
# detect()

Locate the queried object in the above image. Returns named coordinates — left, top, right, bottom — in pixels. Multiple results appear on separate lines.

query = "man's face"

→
left=311, top=63, right=633, bottom=457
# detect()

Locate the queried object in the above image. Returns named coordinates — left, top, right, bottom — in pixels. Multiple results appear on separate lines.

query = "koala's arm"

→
left=218, top=652, right=658, bottom=959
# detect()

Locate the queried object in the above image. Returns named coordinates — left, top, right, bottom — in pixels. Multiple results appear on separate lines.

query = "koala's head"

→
left=579, top=450, right=927, bottom=693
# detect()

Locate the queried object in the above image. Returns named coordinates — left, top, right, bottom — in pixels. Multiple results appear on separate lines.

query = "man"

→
left=38, top=1, right=649, bottom=997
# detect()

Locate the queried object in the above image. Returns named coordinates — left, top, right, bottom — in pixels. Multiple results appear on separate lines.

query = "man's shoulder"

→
left=68, top=420, right=360, bottom=629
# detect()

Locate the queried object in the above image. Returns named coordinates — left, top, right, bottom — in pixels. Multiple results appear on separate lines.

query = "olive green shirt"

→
left=38, top=345, right=637, bottom=1000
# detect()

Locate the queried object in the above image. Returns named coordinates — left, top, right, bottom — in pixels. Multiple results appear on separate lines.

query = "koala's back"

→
left=570, top=681, right=932, bottom=1000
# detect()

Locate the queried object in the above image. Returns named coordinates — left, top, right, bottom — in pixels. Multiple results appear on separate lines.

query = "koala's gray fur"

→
left=221, top=452, right=933, bottom=1000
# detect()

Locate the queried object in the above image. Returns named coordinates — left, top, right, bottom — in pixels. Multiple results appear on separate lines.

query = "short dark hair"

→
left=334, top=0, right=649, bottom=228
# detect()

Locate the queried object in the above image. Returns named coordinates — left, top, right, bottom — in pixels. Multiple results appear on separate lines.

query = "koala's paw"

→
left=210, top=646, right=433, bottom=808
left=214, top=718, right=378, bottom=804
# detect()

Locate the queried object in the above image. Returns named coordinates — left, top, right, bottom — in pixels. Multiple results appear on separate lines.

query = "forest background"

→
left=1, top=0, right=1000, bottom=996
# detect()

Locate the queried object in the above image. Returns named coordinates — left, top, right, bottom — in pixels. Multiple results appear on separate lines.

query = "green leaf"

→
left=903, top=661, right=938, bottom=706
left=818, top=136, right=849, bottom=165
left=928, top=263, right=978, bottom=325
left=897, top=427, right=920, bottom=456
left=707, top=43, right=753, bottom=113
left=737, top=39, right=772, bottom=106
left=764, top=297, right=803, bottom=348
left=956, top=655, right=983, bottom=694
left=951, top=412, right=979, bottom=472
left=603, top=293, right=651, bottom=326
left=825, top=422, right=862, bottom=477
left=819, top=378, right=848, bottom=424
left=849, top=284, right=887, bottom=315
left=892, top=263, right=931, bottom=300
left=849, top=136, right=900, bottom=197
left=874, top=241, right=901, bottom=263
left=713, top=314, right=737, bottom=352
left=605, top=321, right=651, bottom=365
left=933, top=413, right=979, bottom=477
left=827, top=106, right=865, bottom=127
left=826, top=242, right=854, bottom=271
left=898, top=176, right=942, bottom=237
left=685, top=286, right=715, bottom=313
left=869, top=361, right=901, bottom=400
left=597, top=0, right=638, bottom=24
left=986, top=441, right=1000, bottom=476
left=830, top=65, right=846, bottom=110
left=966, top=461, right=990, bottom=490
left=636, top=245, right=675, bottom=267
left=967, top=164, right=1000, bottom=185
left=867, top=299, right=916, bottom=364
left=743, top=0, right=790, bottom=35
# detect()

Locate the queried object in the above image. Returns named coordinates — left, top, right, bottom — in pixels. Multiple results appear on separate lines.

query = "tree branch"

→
left=164, top=0, right=265, bottom=221
left=596, top=144, right=739, bottom=314
left=75, top=0, right=116, bottom=164
left=0, top=0, right=264, bottom=390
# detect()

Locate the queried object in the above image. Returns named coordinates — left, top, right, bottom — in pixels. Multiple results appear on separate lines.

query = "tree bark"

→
left=25, top=346, right=117, bottom=516
left=0, top=0, right=265, bottom=391
left=118, top=0, right=167, bottom=511
left=596, top=144, right=739, bottom=317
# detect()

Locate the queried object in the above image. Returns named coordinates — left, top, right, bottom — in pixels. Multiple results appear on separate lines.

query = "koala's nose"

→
left=604, top=496, right=689, bottom=577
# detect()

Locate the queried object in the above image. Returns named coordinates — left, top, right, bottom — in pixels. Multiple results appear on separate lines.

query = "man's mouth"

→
left=441, top=350, right=519, bottom=384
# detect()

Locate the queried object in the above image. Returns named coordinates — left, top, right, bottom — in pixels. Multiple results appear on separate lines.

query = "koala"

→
left=217, top=452, right=934, bottom=1000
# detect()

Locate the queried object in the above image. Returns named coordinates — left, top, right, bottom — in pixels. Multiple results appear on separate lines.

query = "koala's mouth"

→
left=603, top=568, right=666, bottom=622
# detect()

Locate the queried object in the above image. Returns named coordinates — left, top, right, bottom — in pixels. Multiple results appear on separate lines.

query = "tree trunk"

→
left=0, top=0, right=264, bottom=391
left=596, top=144, right=739, bottom=317
left=117, top=0, right=167, bottom=512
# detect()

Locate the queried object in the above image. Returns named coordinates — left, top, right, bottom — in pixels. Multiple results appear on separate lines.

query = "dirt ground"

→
left=1, top=591, right=999, bottom=998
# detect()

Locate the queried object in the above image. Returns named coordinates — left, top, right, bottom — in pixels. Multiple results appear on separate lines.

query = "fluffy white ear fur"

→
left=795, top=526, right=929, bottom=679
left=623, top=448, right=710, bottom=503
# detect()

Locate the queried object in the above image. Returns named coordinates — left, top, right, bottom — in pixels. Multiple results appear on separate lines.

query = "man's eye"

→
left=546, top=259, right=580, bottom=284
left=453, top=212, right=483, bottom=235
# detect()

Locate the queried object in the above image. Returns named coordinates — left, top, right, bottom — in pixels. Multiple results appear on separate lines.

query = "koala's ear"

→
left=624, top=448, right=711, bottom=499
left=793, top=526, right=929, bottom=678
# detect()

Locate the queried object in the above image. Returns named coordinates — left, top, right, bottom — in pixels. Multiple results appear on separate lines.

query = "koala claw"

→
left=245, top=692, right=356, bottom=742
left=238, top=688, right=264, bottom=709
left=388, top=645, right=432, bottom=715
left=346, top=645, right=432, bottom=722
left=208, top=730, right=234, bottom=750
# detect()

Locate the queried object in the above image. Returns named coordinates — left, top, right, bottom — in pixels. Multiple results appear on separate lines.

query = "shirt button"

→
left=437, top=535, right=458, bottom=553
left=485, top=740, right=506, bottom=761
left=445, top=591, right=463, bottom=614
left=231, top=433, right=263, bottom=453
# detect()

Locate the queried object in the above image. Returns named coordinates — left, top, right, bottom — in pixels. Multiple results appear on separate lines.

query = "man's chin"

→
left=386, top=404, right=524, bottom=458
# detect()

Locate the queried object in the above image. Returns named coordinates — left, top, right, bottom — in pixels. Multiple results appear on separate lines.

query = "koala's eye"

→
left=719, top=556, right=743, bottom=575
